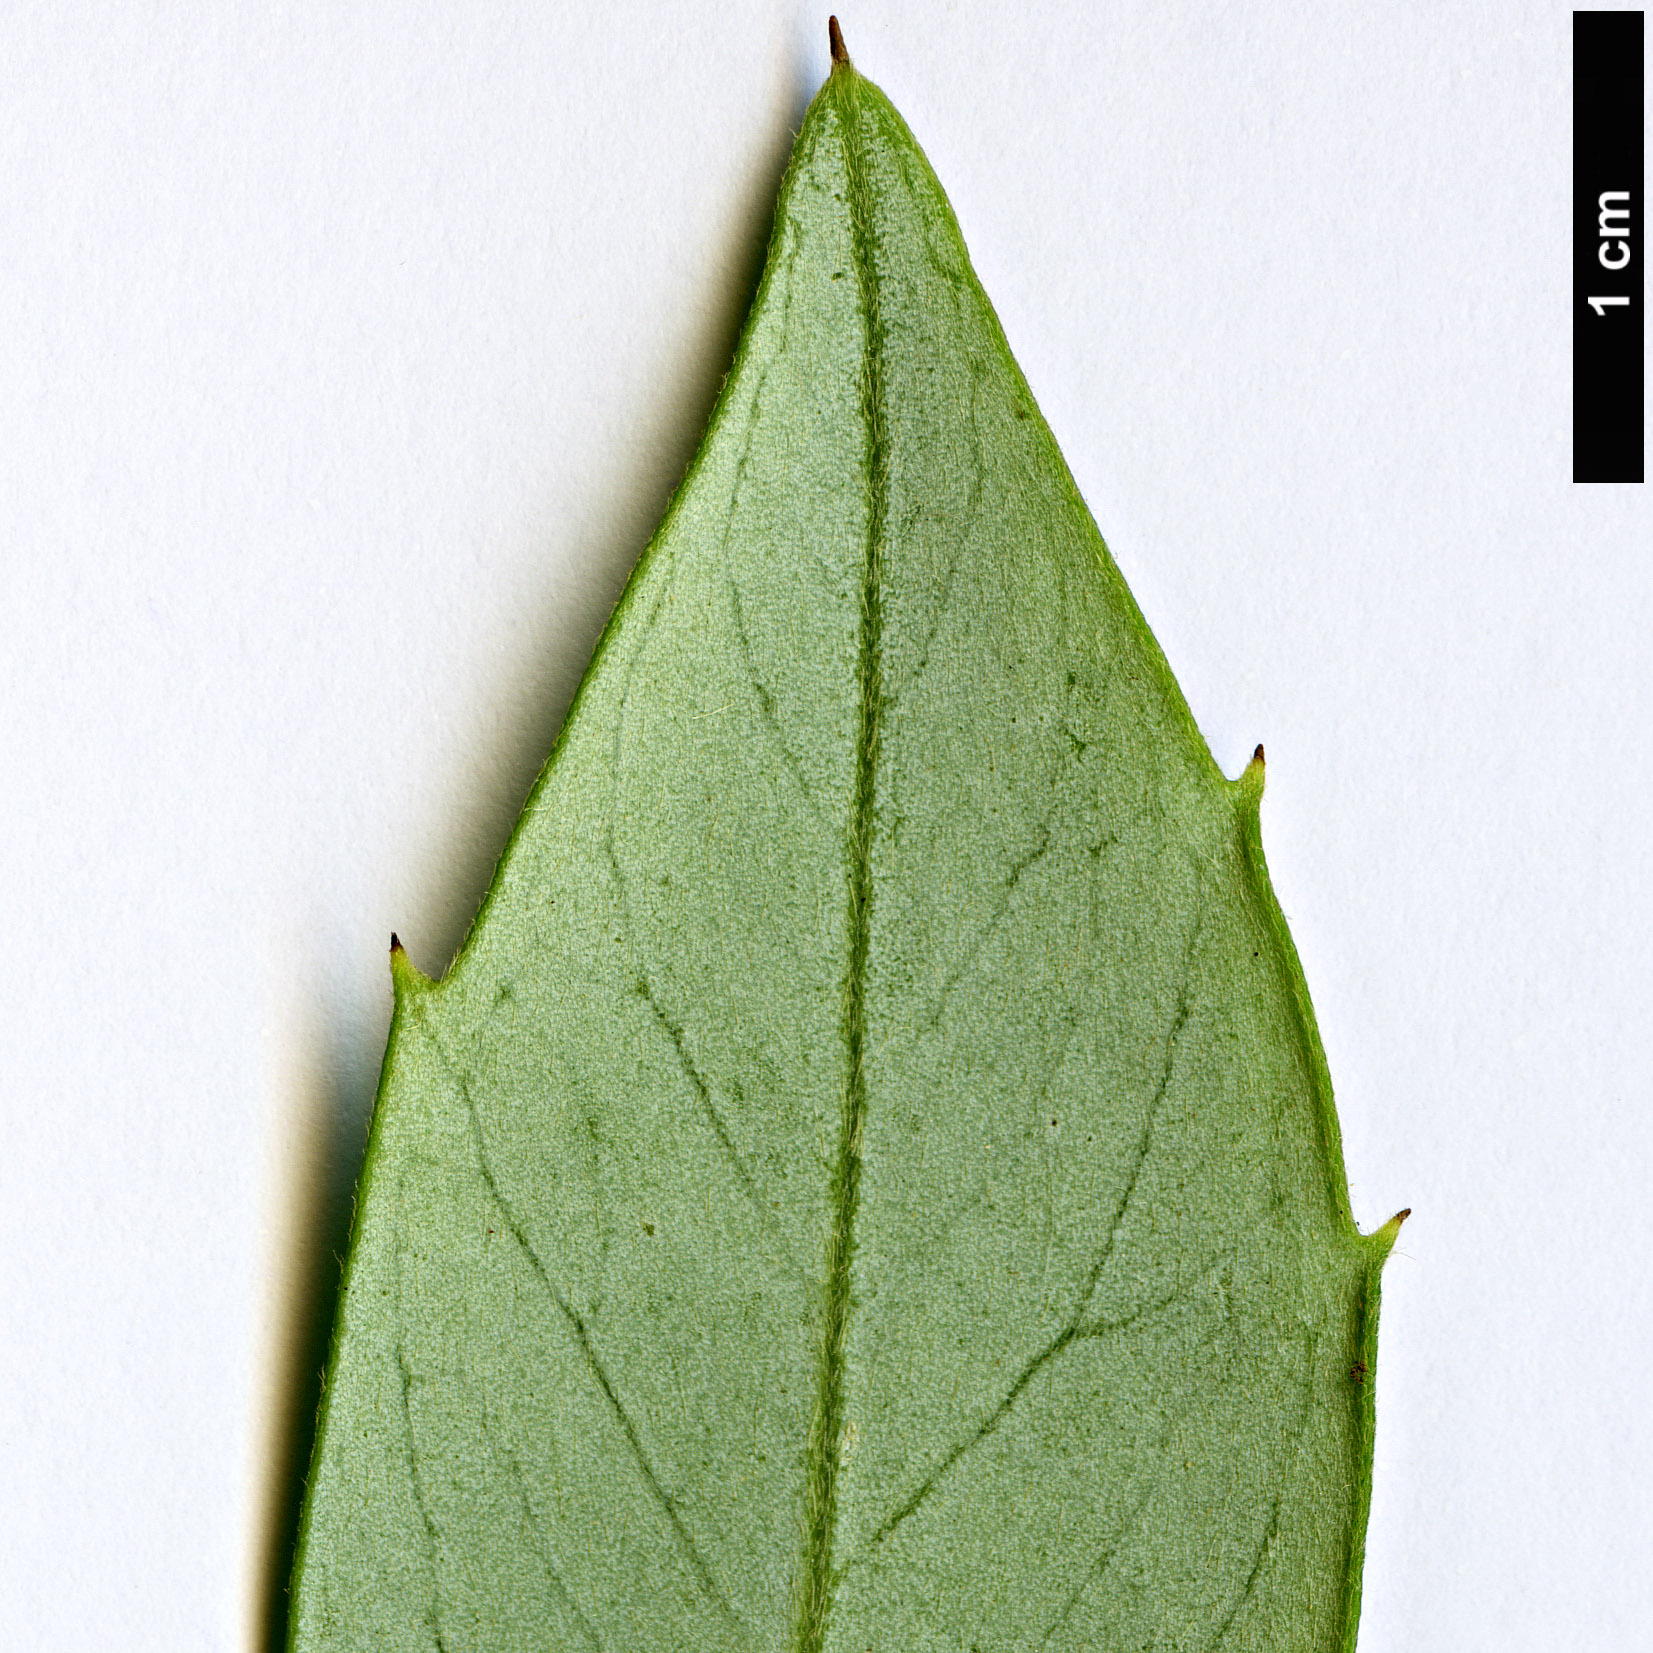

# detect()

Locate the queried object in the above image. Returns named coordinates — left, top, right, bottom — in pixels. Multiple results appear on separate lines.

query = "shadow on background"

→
left=253, top=1014, right=381, bottom=1653
left=252, top=59, right=814, bottom=1653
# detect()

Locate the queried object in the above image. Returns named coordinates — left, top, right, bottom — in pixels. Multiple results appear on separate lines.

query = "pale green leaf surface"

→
left=290, top=47, right=1399, bottom=1653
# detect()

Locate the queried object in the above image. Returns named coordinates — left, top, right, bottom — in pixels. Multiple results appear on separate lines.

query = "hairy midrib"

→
left=793, top=73, right=887, bottom=1653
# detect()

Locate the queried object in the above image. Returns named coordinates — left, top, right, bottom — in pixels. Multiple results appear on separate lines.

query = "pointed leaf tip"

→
left=1370, top=1206, right=1412, bottom=1257
left=828, top=15, right=849, bottom=67
left=1253, top=742, right=1266, bottom=765
left=388, top=935, right=434, bottom=995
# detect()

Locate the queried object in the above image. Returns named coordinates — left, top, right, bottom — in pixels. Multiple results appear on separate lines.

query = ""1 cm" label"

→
left=1588, top=191, right=1632, bottom=315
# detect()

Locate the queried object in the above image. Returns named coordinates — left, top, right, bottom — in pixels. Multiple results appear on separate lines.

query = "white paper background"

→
left=1, top=2, right=1646, bottom=1647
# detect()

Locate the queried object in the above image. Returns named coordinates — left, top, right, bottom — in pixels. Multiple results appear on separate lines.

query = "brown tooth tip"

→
left=390, top=932, right=403, bottom=954
left=1394, top=1207, right=1412, bottom=1224
left=828, top=16, right=849, bottom=65
left=1253, top=743, right=1266, bottom=765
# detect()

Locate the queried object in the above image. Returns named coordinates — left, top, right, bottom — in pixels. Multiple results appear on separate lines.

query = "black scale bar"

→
left=1575, top=11, right=1644, bottom=483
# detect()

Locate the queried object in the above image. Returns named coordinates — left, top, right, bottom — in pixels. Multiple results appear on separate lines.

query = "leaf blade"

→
left=289, top=52, right=1396, bottom=1653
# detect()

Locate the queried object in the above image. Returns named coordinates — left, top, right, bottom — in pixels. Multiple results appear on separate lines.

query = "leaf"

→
left=288, top=29, right=1402, bottom=1653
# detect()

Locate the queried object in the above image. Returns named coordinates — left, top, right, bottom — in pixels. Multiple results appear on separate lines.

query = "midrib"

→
left=792, top=73, right=887, bottom=1653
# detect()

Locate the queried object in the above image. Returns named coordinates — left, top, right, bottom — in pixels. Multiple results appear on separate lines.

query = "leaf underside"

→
left=289, top=52, right=1397, bottom=1653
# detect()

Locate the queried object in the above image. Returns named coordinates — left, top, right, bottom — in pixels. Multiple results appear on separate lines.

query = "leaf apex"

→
left=828, top=15, right=852, bottom=70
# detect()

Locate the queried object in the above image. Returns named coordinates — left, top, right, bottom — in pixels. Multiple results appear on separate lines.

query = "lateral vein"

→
left=406, top=1004, right=743, bottom=1637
